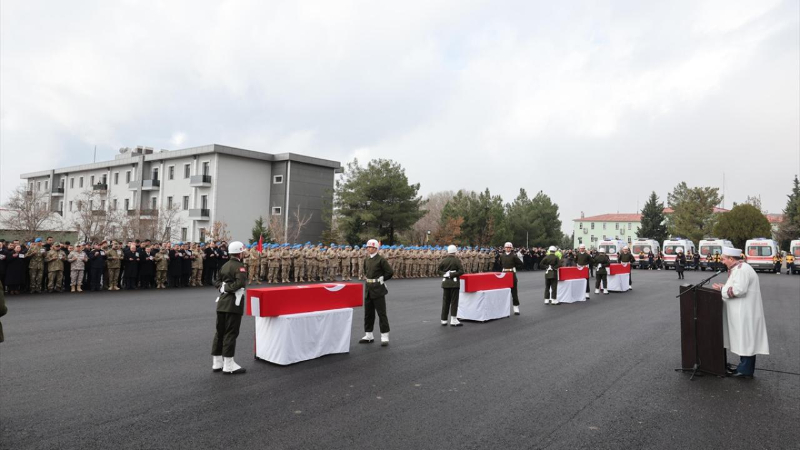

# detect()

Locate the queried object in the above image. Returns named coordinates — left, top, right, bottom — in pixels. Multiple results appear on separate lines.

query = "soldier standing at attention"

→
left=191, top=243, right=204, bottom=287
left=594, top=248, right=611, bottom=295
left=268, top=244, right=280, bottom=283
left=576, top=244, right=593, bottom=299
left=360, top=239, right=394, bottom=347
left=499, top=242, right=524, bottom=315
left=27, top=239, right=45, bottom=294
left=280, top=243, right=292, bottom=283
left=67, top=244, right=86, bottom=293
left=106, top=242, right=122, bottom=291
left=211, top=241, right=248, bottom=375
left=618, top=246, right=636, bottom=289
left=541, top=246, right=561, bottom=305
left=45, top=243, right=65, bottom=293
left=154, top=244, right=169, bottom=289
left=438, top=245, right=465, bottom=327
left=341, top=245, right=352, bottom=281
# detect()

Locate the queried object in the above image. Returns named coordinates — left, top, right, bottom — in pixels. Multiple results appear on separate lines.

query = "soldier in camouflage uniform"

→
left=267, top=244, right=280, bottom=283
left=27, top=241, right=45, bottom=294
left=279, top=244, right=292, bottom=283
left=191, top=243, right=204, bottom=287
left=154, top=245, right=169, bottom=289
left=248, top=244, right=262, bottom=284
left=326, top=245, right=338, bottom=281
left=259, top=244, right=269, bottom=284
left=45, top=243, right=65, bottom=293
left=292, top=245, right=303, bottom=283
left=67, top=244, right=86, bottom=293
left=106, top=242, right=123, bottom=291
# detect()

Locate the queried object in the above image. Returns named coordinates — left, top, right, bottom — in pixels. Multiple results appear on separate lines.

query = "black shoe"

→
left=381, top=341, right=389, bottom=347
left=212, top=368, right=223, bottom=373
left=731, top=372, right=753, bottom=379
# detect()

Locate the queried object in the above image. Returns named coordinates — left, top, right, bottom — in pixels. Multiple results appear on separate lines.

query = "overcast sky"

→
left=1, top=0, right=798, bottom=234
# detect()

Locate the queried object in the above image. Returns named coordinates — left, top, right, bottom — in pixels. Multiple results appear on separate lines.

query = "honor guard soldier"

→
left=594, top=248, right=611, bottom=295
left=360, top=239, right=394, bottom=346
left=211, top=241, right=248, bottom=375
left=541, top=246, right=560, bottom=305
left=438, top=245, right=465, bottom=326
left=499, top=242, right=524, bottom=315
left=576, top=244, right=592, bottom=299
left=618, top=246, right=636, bottom=289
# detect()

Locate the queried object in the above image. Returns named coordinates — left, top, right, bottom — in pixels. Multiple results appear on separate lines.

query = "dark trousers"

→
left=211, top=312, right=242, bottom=357
left=125, top=276, right=137, bottom=290
left=629, top=269, right=633, bottom=285
left=595, top=273, right=608, bottom=289
left=364, top=295, right=390, bottom=333
left=90, top=268, right=103, bottom=291
left=545, top=277, right=557, bottom=299
left=737, top=355, right=756, bottom=376
left=585, top=274, right=590, bottom=293
left=677, top=267, right=684, bottom=279
left=181, top=273, right=191, bottom=287
left=441, top=288, right=459, bottom=320
left=511, top=275, right=519, bottom=306
left=169, top=275, right=181, bottom=287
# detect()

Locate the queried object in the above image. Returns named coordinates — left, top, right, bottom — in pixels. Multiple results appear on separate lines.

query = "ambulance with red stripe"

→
left=597, top=238, right=627, bottom=263
left=662, top=238, right=696, bottom=270
left=744, top=238, right=780, bottom=272
left=790, top=240, right=800, bottom=275
left=631, top=238, right=660, bottom=269
left=698, top=238, right=733, bottom=271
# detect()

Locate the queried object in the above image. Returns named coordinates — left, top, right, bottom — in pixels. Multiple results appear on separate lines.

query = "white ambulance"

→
left=698, top=238, right=734, bottom=271
left=744, top=238, right=780, bottom=273
left=662, top=238, right=696, bottom=270
left=597, top=238, right=627, bottom=263
left=790, top=240, right=800, bottom=275
left=631, top=238, right=660, bottom=269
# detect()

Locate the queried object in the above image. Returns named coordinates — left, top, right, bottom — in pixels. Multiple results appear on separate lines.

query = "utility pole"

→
left=93, top=145, right=97, bottom=163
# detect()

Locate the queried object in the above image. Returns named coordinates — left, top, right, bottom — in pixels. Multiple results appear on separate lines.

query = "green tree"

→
left=249, top=216, right=271, bottom=244
left=776, top=175, right=800, bottom=249
left=526, top=191, right=563, bottom=248
left=667, top=182, right=722, bottom=244
left=334, top=159, right=425, bottom=245
left=637, top=191, right=668, bottom=243
left=714, top=204, right=772, bottom=249
left=440, top=189, right=506, bottom=247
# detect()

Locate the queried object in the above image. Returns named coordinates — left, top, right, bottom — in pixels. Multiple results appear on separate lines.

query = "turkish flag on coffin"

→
left=609, top=263, right=631, bottom=275
left=460, top=272, right=514, bottom=292
left=558, top=266, right=589, bottom=281
left=246, top=283, right=364, bottom=317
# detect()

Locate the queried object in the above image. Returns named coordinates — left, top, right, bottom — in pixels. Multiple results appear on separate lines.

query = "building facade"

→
left=20, top=144, right=341, bottom=243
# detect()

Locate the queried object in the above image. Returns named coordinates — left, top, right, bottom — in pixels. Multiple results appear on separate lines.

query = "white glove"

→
left=234, top=288, right=245, bottom=306
left=443, top=270, right=452, bottom=278
left=596, top=264, right=602, bottom=270
left=378, top=276, right=384, bottom=285
left=219, top=282, right=226, bottom=294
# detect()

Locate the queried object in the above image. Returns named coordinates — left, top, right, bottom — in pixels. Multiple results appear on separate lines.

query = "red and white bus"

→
left=744, top=238, right=780, bottom=272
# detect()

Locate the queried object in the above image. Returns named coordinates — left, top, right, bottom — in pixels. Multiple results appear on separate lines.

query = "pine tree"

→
left=637, top=191, right=668, bottom=243
left=777, top=175, right=800, bottom=249
left=249, top=216, right=271, bottom=244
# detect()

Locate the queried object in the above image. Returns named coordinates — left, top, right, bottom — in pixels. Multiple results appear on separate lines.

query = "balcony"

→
left=190, top=175, right=212, bottom=187
left=127, top=209, right=159, bottom=217
left=189, top=208, right=210, bottom=220
left=91, top=210, right=107, bottom=217
left=128, top=179, right=161, bottom=190
left=51, top=186, right=65, bottom=196
left=93, top=183, right=108, bottom=192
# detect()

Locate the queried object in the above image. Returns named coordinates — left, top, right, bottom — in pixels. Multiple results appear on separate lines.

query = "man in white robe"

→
left=712, top=247, right=769, bottom=378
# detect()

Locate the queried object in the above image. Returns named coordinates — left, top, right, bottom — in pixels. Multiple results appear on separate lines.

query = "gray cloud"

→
left=1, top=0, right=797, bottom=233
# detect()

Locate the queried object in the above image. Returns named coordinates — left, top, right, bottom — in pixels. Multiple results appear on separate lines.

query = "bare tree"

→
left=70, top=191, right=122, bottom=243
left=1, top=184, right=61, bottom=236
left=407, top=191, right=455, bottom=244
left=287, top=204, right=313, bottom=243
left=268, top=215, right=286, bottom=243
left=120, top=205, right=185, bottom=242
left=207, top=220, right=232, bottom=243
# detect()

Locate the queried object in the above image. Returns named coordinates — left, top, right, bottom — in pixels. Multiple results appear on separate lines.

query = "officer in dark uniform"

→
left=576, top=244, right=593, bottom=300
left=499, top=242, right=524, bottom=315
left=540, top=246, right=560, bottom=305
left=594, top=248, right=611, bottom=295
left=438, top=244, right=465, bottom=326
left=618, top=245, right=636, bottom=289
left=211, top=241, right=247, bottom=374
left=360, top=239, right=394, bottom=346
left=676, top=248, right=686, bottom=279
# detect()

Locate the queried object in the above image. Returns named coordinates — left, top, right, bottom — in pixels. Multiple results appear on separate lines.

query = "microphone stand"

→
left=674, top=270, right=724, bottom=380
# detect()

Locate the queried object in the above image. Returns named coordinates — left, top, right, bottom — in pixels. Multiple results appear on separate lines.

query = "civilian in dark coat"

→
left=4, top=245, right=28, bottom=294
left=180, top=244, right=192, bottom=287
left=122, top=244, right=140, bottom=290
left=87, top=244, right=107, bottom=291
left=139, top=246, right=156, bottom=289
left=168, top=246, right=183, bottom=287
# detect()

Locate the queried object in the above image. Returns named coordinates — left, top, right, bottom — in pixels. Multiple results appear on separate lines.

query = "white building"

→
left=20, top=144, right=341, bottom=243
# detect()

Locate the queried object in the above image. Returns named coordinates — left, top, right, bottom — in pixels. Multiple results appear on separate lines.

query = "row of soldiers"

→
left=239, top=244, right=497, bottom=284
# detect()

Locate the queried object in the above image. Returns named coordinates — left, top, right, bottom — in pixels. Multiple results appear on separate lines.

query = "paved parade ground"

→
left=1, top=270, right=798, bottom=449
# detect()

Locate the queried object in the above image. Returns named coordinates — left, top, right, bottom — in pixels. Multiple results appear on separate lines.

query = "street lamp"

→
left=426, top=230, right=431, bottom=244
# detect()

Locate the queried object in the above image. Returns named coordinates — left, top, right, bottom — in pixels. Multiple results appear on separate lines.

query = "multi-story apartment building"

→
left=20, top=144, right=341, bottom=243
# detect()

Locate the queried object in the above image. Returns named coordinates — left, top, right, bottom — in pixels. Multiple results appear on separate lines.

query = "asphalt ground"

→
left=1, top=269, right=798, bottom=450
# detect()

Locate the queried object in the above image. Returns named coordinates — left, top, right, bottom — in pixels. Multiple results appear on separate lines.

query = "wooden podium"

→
left=678, top=284, right=727, bottom=377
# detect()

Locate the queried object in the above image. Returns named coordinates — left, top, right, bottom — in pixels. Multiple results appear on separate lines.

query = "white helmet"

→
left=504, top=242, right=513, bottom=248
left=548, top=246, right=557, bottom=252
left=579, top=244, right=586, bottom=249
left=228, top=241, right=245, bottom=254
left=447, top=245, right=457, bottom=254
left=366, top=239, right=380, bottom=249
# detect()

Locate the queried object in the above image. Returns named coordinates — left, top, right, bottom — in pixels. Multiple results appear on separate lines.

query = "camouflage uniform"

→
left=27, top=244, right=45, bottom=293
left=155, top=249, right=169, bottom=288
left=106, top=247, right=123, bottom=290
left=45, top=248, right=65, bottom=292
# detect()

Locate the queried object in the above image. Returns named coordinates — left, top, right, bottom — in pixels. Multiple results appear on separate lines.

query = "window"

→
left=70, top=178, right=75, bottom=188
left=90, top=175, right=95, bottom=186
left=199, top=228, right=206, bottom=242
left=628, top=237, right=632, bottom=243
left=37, top=181, right=41, bottom=191
left=151, top=197, right=157, bottom=210
left=603, top=223, right=607, bottom=230
left=184, top=164, right=190, bottom=179
left=102, top=175, right=107, bottom=185
left=167, top=196, right=173, bottom=209
left=181, top=227, right=188, bottom=241
left=44, top=180, right=49, bottom=190
left=124, top=199, right=130, bottom=211
left=168, top=166, right=175, bottom=180
left=590, top=235, right=595, bottom=242
left=152, top=168, right=159, bottom=180
left=272, top=206, right=282, bottom=215
left=628, top=223, right=632, bottom=230
left=201, top=195, right=208, bottom=209
left=615, top=223, right=619, bottom=230
left=114, top=172, right=119, bottom=185
left=579, top=223, right=583, bottom=229
left=69, top=201, right=73, bottom=211
left=112, top=199, right=118, bottom=210
left=273, top=175, right=283, bottom=184
left=29, top=183, right=34, bottom=191
left=182, top=196, right=189, bottom=210
left=591, top=222, right=595, bottom=230
left=100, top=199, right=105, bottom=210
left=80, top=177, right=84, bottom=188
left=202, top=161, right=210, bottom=176
left=77, top=200, right=83, bottom=211
left=89, top=200, right=94, bottom=210
left=126, top=171, right=131, bottom=183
